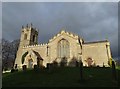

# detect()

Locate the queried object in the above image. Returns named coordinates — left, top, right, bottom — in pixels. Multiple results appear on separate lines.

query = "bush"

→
left=52, top=60, right=58, bottom=67
left=46, top=63, right=53, bottom=69
left=97, top=65, right=100, bottom=67
left=108, top=58, right=113, bottom=67
left=60, top=57, right=67, bottom=67
left=40, top=65, right=45, bottom=69
left=68, top=57, right=78, bottom=67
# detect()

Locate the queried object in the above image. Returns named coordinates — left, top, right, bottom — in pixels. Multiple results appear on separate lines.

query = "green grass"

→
left=2, top=67, right=120, bottom=87
left=116, top=66, right=120, bottom=70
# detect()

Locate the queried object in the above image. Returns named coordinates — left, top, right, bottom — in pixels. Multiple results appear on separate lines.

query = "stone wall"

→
left=48, top=30, right=82, bottom=63
left=82, top=41, right=111, bottom=67
left=14, top=29, right=112, bottom=69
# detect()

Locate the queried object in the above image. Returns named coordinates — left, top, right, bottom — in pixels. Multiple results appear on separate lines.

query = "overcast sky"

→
left=2, top=2, right=118, bottom=58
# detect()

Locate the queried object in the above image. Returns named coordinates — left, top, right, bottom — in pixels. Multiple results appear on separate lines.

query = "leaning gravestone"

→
left=46, top=63, right=53, bottom=73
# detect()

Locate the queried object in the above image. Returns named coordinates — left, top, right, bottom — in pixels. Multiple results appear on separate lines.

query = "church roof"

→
left=84, top=40, right=108, bottom=44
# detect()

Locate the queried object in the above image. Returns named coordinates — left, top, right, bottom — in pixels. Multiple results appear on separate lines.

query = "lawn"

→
left=2, top=67, right=120, bottom=87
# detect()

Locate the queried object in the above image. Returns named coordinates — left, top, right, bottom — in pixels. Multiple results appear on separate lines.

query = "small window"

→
left=24, top=34, right=27, bottom=40
left=33, top=35, right=35, bottom=42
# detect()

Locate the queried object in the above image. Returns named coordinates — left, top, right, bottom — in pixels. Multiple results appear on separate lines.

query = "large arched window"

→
left=57, top=39, right=70, bottom=58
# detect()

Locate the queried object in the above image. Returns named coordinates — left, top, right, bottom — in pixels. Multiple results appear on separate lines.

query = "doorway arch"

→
left=28, top=59, right=33, bottom=68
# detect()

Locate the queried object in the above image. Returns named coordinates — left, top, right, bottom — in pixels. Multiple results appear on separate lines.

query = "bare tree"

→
left=2, top=38, right=19, bottom=71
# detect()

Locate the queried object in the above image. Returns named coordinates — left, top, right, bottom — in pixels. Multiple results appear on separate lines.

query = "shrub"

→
left=46, top=63, right=53, bottom=69
left=60, top=57, right=67, bottom=67
left=97, top=65, right=99, bottom=67
left=40, top=65, right=45, bottom=69
left=68, top=57, right=78, bottom=67
left=52, top=60, right=58, bottom=67
left=108, top=58, right=113, bottom=67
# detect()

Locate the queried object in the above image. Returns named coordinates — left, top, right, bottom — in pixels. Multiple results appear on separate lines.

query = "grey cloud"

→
left=2, top=2, right=118, bottom=58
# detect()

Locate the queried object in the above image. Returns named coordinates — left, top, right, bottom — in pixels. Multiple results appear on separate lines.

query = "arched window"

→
left=24, top=33, right=27, bottom=40
left=57, top=39, right=70, bottom=58
left=33, top=35, right=36, bottom=42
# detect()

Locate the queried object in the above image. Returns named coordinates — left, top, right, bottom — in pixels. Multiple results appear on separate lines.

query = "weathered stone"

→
left=14, top=24, right=112, bottom=69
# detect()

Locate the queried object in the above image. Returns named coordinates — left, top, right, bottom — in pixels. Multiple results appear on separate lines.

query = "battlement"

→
left=23, top=43, right=48, bottom=48
left=21, top=23, right=38, bottom=32
left=49, top=30, right=79, bottom=42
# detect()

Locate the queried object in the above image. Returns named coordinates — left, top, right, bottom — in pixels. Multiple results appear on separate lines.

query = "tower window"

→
left=24, top=34, right=27, bottom=40
left=33, top=35, right=36, bottom=42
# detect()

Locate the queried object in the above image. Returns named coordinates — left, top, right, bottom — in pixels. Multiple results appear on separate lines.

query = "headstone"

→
left=11, top=69, right=15, bottom=73
left=80, top=61, right=83, bottom=81
left=46, top=63, right=50, bottom=69
left=34, top=65, right=38, bottom=69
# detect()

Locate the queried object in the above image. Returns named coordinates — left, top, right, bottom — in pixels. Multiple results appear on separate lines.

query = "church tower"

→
left=20, top=23, right=38, bottom=47
left=14, top=23, right=38, bottom=69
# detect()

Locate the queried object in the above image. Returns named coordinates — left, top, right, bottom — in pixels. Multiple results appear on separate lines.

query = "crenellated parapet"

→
left=49, top=30, right=79, bottom=42
left=21, top=23, right=39, bottom=33
left=23, top=43, right=48, bottom=48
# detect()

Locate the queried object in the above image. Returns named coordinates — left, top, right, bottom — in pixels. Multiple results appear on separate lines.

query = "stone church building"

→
left=14, top=24, right=112, bottom=69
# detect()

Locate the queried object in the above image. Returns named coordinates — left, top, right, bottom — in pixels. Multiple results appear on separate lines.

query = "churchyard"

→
left=2, top=66, right=120, bottom=87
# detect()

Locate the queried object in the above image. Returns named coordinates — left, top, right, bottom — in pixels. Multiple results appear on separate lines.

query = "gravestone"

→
left=112, top=61, right=117, bottom=81
left=80, top=61, right=83, bottom=81
left=34, top=65, right=38, bottom=69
